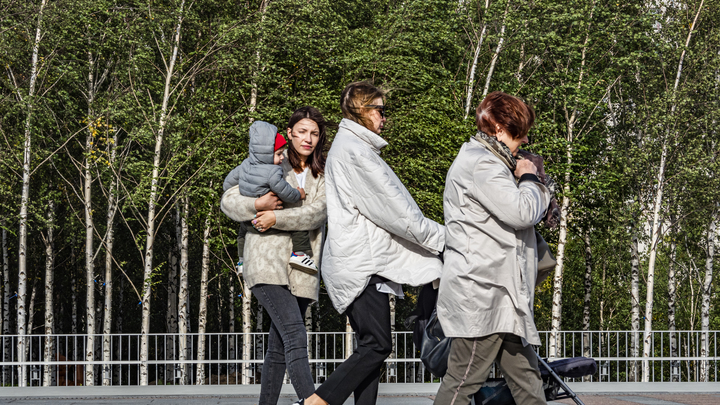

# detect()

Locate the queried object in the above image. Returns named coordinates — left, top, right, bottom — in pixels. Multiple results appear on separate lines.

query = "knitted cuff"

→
left=519, top=173, right=542, bottom=184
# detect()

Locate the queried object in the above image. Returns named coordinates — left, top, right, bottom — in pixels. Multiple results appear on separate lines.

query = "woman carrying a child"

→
left=220, top=106, right=328, bottom=405
left=300, top=81, right=445, bottom=405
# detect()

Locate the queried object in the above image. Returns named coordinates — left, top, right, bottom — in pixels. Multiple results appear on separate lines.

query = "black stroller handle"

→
left=536, top=353, right=585, bottom=405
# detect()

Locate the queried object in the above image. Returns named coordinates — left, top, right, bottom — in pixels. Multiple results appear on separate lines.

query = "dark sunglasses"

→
left=366, top=104, right=386, bottom=118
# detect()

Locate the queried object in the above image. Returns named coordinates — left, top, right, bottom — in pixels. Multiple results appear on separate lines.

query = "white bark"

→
left=630, top=231, right=640, bottom=382
left=16, top=0, right=49, bottom=387
left=388, top=294, right=396, bottom=382
left=140, top=1, right=186, bottom=385
left=241, top=281, right=252, bottom=384
left=463, top=0, right=490, bottom=119
left=582, top=232, right=593, bottom=381
left=164, top=207, right=179, bottom=383
left=642, top=1, right=704, bottom=382
left=2, top=223, right=8, bottom=383
left=228, top=279, right=236, bottom=377
left=113, top=278, right=124, bottom=384
left=196, top=214, right=212, bottom=384
left=700, top=210, right=716, bottom=382
left=42, top=195, right=55, bottom=386
left=2, top=222, right=8, bottom=336
left=345, top=316, right=353, bottom=359
left=480, top=0, right=509, bottom=98
left=549, top=1, right=595, bottom=359
left=84, top=50, right=98, bottom=387
left=1, top=223, right=4, bottom=337
left=255, top=306, right=264, bottom=363
left=248, top=0, right=270, bottom=119
left=26, top=281, right=37, bottom=361
left=549, top=175, right=570, bottom=360
left=102, top=128, right=119, bottom=386
left=177, top=197, right=190, bottom=384
left=668, top=233, right=678, bottom=381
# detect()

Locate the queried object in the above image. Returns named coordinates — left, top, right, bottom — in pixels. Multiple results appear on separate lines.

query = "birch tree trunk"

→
left=630, top=231, right=640, bottom=382
left=700, top=210, right=716, bottom=382
left=228, top=280, right=236, bottom=378
left=1, top=222, right=5, bottom=337
left=345, top=316, right=353, bottom=359
left=642, top=1, right=704, bottom=382
left=582, top=232, right=593, bottom=381
left=196, top=215, right=212, bottom=384
left=26, top=281, right=37, bottom=360
left=668, top=222, right=679, bottom=381
left=178, top=197, right=190, bottom=384
left=463, top=0, right=490, bottom=119
left=480, top=0, right=509, bottom=98
left=42, top=195, right=55, bottom=386
left=16, top=0, right=49, bottom=387
left=241, top=281, right=252, bottom=384
left=113, top=278, right=124, bottom=384
left=248, top=0, right=270, bottom=119
left=2, top=223, right=10, bottom=383
left=102, top=128, right=119, bottom=386
left=164, top=207, right=179, bottom=383
left=388, top=294, right=396, bottom=382
left=549, top=2, right=595, bottom=358
left=140, top=1, right=186, bottom=385
left=84, top=50, right=99, bottom=387
left=255, top=306, right=264, bottom=364
left=549, top=170, right=570, bottom=360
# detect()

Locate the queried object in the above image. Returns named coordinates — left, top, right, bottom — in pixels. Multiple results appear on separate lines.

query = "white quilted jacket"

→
left=322, top=119, right=445, bottom=313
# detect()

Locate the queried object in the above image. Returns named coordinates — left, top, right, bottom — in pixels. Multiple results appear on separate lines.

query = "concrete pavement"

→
left=0, top=383, right=719, bottom=404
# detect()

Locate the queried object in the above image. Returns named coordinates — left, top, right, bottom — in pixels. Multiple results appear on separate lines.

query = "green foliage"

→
left=0, top=0, right=718, bottom=335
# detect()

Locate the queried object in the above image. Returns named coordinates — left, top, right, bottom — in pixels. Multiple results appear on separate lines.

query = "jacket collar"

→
left=281, top=151, right=317, bottom=193
left=339, top=118, right=388, bottom=155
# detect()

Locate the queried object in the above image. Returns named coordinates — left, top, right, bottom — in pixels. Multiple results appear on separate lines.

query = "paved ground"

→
left=0, top=384, right=719, bottom=404
left=0, top=394, right=720, bottom=404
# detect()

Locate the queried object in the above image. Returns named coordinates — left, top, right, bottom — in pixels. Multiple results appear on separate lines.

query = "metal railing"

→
left=0, top=330, right=717, bottom=387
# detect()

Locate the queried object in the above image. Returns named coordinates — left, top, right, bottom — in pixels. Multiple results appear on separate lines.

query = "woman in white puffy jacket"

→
left=300, top=82, right=445, bottom=405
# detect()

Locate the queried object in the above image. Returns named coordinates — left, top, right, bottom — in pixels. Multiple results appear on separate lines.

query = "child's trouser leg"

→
left=289, top=230, right=312, bottom=257
left=236, top=222, right=249, bottom=258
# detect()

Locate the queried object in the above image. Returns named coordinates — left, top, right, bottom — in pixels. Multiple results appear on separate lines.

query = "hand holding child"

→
left=252, top=211, right=276, bottom=232
left=297, top=187, right=306, bottom=200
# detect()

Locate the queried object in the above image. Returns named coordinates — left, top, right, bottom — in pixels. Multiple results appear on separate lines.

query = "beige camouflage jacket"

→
left=220, top=158, right=326, bottom=301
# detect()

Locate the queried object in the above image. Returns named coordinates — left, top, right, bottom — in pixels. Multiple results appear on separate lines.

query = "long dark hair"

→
left=286, top=106, right=327, bottom=178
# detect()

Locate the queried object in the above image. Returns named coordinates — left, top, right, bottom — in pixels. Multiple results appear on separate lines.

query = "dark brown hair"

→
left=286, top=106, right=327, bottom=178
left=476, top=91, right=535, bottom=139
left=340, top=81, right=386, bottom=129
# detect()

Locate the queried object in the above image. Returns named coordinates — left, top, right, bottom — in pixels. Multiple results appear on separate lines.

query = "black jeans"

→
left=252, top=284, right=314, bottom=404
left=314, top=277, right=392, bottom=405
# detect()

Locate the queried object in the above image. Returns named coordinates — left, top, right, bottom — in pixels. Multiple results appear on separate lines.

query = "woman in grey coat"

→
left=434, top=92, right=550, bottom=405
left=220, top=107, right=328, bottom=405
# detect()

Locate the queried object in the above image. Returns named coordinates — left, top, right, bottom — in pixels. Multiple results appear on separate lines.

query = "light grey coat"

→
left=437, top=138, right=550, bottom=345
left=222, top=120, right=301, bottom=203
left=220, top=156, right=325, bottom=301
left=322, top=119, right=445, bottom=313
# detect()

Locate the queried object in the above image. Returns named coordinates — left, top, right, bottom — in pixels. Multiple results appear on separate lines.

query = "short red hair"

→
left=476, top=91, right=535, bottom=139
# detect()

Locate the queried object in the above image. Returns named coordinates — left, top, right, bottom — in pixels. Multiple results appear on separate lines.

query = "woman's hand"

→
left=255, top=192, right=283, bottom=212
left=514, top=159, right=538, bottom=179
left=252, top=211, right=277, bottom=232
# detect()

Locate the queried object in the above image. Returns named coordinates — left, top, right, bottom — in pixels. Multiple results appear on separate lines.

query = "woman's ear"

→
left=287, top=127, right=293, bottom=137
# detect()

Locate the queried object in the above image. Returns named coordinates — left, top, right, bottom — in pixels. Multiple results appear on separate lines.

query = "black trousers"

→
left=314, top=277, right=392, bottom=405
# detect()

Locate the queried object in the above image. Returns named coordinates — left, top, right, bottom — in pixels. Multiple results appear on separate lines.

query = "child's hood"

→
left=247, top=121, right=279, bottom=165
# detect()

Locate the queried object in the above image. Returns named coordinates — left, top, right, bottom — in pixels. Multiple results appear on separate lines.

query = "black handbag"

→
left=420, top=307, right=452, bottom=377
